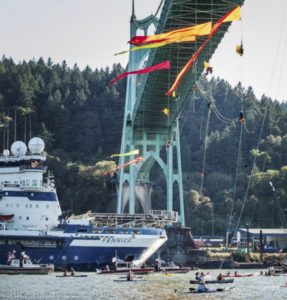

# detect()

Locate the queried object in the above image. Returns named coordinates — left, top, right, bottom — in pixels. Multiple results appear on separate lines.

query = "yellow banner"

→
left=111, top=149, right=139, bottom=158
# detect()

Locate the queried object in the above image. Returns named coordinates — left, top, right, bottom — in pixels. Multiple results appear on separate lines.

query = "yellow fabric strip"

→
left=144, top=21, right=212, bottom=43
left=111, top=149, right=139, bottom=158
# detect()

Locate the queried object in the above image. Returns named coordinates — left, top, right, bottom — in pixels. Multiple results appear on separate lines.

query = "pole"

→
left=225, top=231, right=229, bottom=249
left=211, top=202, right=214, bottom=236
left=246, top=224, right=250, bottom=255
left=269, top=181, right=275, bottom=227
left=259, top=229, right=263, bottom=263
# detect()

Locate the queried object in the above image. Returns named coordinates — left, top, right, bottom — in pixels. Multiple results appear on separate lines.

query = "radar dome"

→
left=11, top=141, right=27, bottom=156
left=3, top=149, right=10, bottom=156
left=28, top=137, right=45, bottom=154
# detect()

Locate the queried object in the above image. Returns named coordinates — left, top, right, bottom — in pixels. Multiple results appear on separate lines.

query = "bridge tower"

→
left=117, top=1, right=185, bottom=226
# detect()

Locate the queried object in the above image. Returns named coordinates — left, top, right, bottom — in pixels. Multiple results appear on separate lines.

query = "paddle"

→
left=119, top=276, right=143, bottom=279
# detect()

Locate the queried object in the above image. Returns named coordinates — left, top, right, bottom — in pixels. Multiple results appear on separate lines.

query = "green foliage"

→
left=232, top=251, right=246, bottom=262
left=0, top=57, right=125, bottom=214
left=181, top=77, right=287, bottom=233
left=0, top=57, right=287, bottom=234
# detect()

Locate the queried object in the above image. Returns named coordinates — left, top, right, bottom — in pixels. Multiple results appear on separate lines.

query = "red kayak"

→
left=223, top=273, right=253, bottom=278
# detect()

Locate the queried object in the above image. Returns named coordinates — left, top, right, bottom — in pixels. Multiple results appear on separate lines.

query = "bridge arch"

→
left=117, top=0, right=242, bottom=226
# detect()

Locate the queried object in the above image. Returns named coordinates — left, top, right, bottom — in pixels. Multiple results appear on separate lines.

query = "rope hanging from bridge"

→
left=232, top=0, right=287, bottom=238
left=199, top=102, right=212, bottom=196
left=196, top=80, right=234, bottom=124
left=226, top=7, right=246, bottom=244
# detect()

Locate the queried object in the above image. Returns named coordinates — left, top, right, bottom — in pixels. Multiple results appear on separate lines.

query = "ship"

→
left=0, top=137, right=177, bottom=271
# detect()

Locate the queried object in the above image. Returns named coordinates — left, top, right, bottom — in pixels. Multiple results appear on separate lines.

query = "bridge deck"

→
left=133, top=0, right=243, bottom=135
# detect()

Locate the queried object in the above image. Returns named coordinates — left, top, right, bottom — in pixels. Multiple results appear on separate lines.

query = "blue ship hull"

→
left=0, top=225, right=167, bottom=271
left=0, top=241, right=148, bottom=271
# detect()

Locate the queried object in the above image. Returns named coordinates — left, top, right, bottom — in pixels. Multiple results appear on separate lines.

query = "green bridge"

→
left=117, top=0, right=243, bottom=226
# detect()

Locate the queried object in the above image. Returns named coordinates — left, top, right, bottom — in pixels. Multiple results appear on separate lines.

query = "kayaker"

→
left=70, top=268, right=75, bottom=276
left=196, top=279, right=208, bottom=293
left=217, top=273, right=223, bottom=281
left=127, top=269, right=134, bottom=281
left=195, top=272, right=201, bottom=281
left=200, top=272, right=206, bottom=281
left=63, top=269, right=68, bottom=277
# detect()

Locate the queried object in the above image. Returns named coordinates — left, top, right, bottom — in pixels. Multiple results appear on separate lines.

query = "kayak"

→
left=56, top=275, right=88, bottom=278
left=96, top=268, right=153, bottom=275
left=189, top=288, right=225, bottom=294
left=119, top=276, right=143, bottom=279
left=175, top=287, right=231, bottom=294
left=113, top=279, right=146, bottom=282
left=223, top=274, right=253, bottom=278
left=189, top=279, right=234, bottom=284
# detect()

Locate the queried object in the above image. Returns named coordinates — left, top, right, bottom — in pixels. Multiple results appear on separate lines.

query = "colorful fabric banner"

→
left=115, top=35, right=197, bottom=56
left=108, top=157, right=144, bottom=174
left=166, top=6, right=241, bottom=96
left=111, top=61, right=170, bottom=84
left=111, top=149, right=139, bottom=158
left=129, top=22, right=212, bottom=46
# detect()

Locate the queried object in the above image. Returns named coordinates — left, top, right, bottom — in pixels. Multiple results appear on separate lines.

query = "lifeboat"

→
left=0, top=214, right=14, bottom=222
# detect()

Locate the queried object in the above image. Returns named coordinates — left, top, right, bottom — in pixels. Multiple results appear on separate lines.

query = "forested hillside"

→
left=0, top=56, right=286, bottom=235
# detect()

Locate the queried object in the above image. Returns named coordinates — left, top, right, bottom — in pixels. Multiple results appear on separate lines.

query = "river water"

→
left=0, top=269, right=286, bottom=300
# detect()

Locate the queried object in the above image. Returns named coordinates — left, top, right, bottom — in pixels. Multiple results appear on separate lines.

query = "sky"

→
left=0, top=0, right=287, bottom=102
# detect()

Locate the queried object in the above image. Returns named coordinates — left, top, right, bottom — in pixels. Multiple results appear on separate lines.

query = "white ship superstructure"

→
left=0, top=137, right=61, bottom=230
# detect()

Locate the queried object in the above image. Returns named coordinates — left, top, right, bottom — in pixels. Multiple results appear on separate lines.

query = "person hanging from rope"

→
left=239, top=112, right=255, bottom=134
left=236, top=41, right=244, bottom=56
left=203, top=61, right=213, bottom=77
left=239, top=111, right=245, bottom=124
left=162, top=108, right=170, bottom=116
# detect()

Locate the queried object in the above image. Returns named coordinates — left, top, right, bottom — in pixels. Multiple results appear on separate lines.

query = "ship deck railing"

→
left=69, top=210, right=178, bottom=228
left=19, top=165, right=47, bottom=171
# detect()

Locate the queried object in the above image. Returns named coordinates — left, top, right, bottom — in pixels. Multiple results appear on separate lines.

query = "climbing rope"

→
left=226, top=123, right=243, bottom=240
left=232, top=1, right=287, bottom=236
left=199, top=102, right=212, bottom=196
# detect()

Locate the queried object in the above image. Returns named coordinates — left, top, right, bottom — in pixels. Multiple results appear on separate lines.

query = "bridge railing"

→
left=148, top=210, right=178, bottom=222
